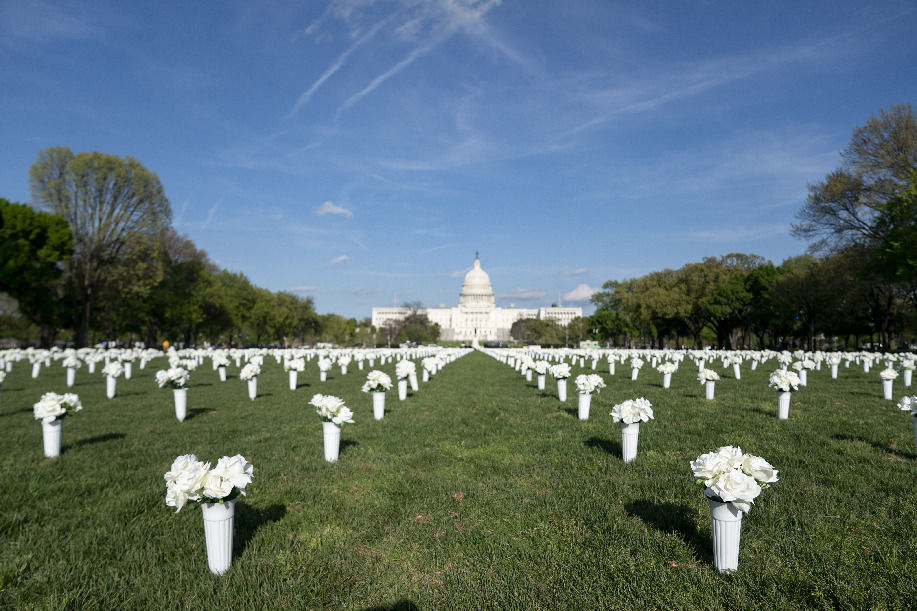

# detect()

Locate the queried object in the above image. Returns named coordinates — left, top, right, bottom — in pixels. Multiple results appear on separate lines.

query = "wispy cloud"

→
left=449, top=266, right=472, bottom=278
left=554, top=267, right=589, bottom=277
left=202, top=203, right=219, bottom=229
left=290, top=285, right=318, bottom=292
left=562, top=284, right=599, bottom=303
left=330, top=255, right=350, bottom=264
left=315, top=201, right=354, bottom=218
left=497, top=288, right=546, bottom=301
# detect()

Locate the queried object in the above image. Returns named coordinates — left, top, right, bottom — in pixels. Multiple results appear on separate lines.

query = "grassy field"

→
left=2, top=351, right=917, bottom=609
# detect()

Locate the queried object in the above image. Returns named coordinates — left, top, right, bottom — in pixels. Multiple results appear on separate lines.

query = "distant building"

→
left=371, top=255, right=582, bottom=344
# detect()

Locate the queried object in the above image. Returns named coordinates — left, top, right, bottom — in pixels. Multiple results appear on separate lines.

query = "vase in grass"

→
left=575, top=374, right=605, bottom=421
left=880, top=368, right=897, bottom=400
left=698, top=369, right=719, bottom=400
left=311, top=394, right=354, bottom=462
left=239, top=363, right=260, bottom=401
left=123, top=361, right=133, bottom=380
left=903, top=364, right=913, bottom=387
left=156, top=367, right=190, bottom=422
left=63, top=355, right=81, bottom=388
left=164, top=454, right=253, bottom=575
left=102, top=361, right=123, bottom=399
left=33, top=392, right=82, bottom=458
left=897, top=397, right=917, bottom=451
left=318, top=357, right=332, bottom=382
left=629, top=357, right=643, bottom=381
left=550, top=363, right=571, bottom=402
left=362, top=370, right=392, bottom=421
left=610, top=397, right=653, bottom=463
left=396, top=360, right=415, bottom=400
left=657, top=362, right=676, bottom=389
left=690, top=446, right=778, bottom=573
left=285, top=357, right=305, bottom=391
left=769, top=370, right=800, bottom=420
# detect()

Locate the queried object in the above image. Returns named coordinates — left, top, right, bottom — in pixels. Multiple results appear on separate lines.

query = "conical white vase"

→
left=174, top=388, right=187, bottom=422
left=201, top=500, right=234, bottom=575
left=799, top=370, right=808, bottom=386
left=904, top=370, right=912, bottom=387
left=751, top=360, right=759, bottom=371
left=631, top=368, right=639, bottom=381
left=537, top=374, right=546, bottom=390
left=423, top=369, right=430, bottom=382
left=106, top=376, right=117, bottom=399
left=777, top=391, right=790, bottom=419
left=882, top=379, right=893, bottom=400
left=124, top=362, right=133, bottom=379
left=577, top=393, right=591, bottom=420
left=709, top=497, right=743, bottom=573
left=320, top=371, right=327, bottom=382
left=41, top=419, right=62, bottom=458
left=372, top=392, right=385, bottom=420
left=557, top=379, right=567, bottom=402
left=322, top=421, right=341, bottom=462
left=608, top=361, right=615, bottom=376
left=662, top=373, right=671, bottom=389
left=398, top=379, right=407, bottom=400
left=31, top=362, right=41, bottom=378
left=525, top=369, right=532, bottom=382
left=830, top=364, right=838, bottom=379
left=621, top=422, right=639, bottom=463
left=341, top=365, right=348, bottom=376
left=66, top=367, right=76, bottom=387
left=705, top=381, right=715, bottom=400
left=288, top=370, right=298, bottom=391
left=247, top=378, right=257, bottom=400
left=912, top=415, right=917, bottom=453
left=409, top=372, right=419, bottom=392
left=218, top=366, right=226, bottom=382
left=732, top=364, right=741, bottom=380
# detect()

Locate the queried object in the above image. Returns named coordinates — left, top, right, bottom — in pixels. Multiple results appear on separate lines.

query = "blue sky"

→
left=2, top=1, right=916, bottom=319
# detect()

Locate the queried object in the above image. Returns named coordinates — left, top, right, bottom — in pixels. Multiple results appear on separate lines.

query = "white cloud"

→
left=449, top=266, right=472, bottom=278
left=330, top=255, right=350, bottom=264
left=315, top=201, right=354, bottom=218
left=290, top=285, right=318, bottom=292
left=562, top=284, right=599, bottom=303
left=497, top=288, right=546, bottom=301
left=556, top=267, right=588, bottom=277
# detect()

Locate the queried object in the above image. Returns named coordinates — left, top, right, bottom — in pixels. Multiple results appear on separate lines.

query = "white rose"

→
left=708, top=469, right=762, bottom=513
left=201, top=470, right=235, bottom=500
left=742, top=454, right=779, bottom=484
left=690, top=451, right=728, bottom=480
left=214, top=454, right=253, bottom=493
left=716, top=446, right=745, bottom=469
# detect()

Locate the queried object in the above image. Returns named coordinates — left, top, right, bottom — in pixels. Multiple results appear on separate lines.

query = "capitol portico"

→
left=371, top=255, right=581, bottom=343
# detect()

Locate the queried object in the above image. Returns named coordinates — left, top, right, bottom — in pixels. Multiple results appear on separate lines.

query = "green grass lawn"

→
left=2, top=351, right=917, bottom=609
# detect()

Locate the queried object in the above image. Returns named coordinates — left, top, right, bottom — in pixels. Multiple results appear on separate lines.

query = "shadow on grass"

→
left=65, top=432, right=126, bottom=451
left=561, top=407, right=578, bottom=418
left=185, top=408, right=215, bottom=420
left=832, top=433, right=911, bottom=458
left=234, top=503, right=287, bottom=557
left=624, top=500, right=711, bottom=564
left=585, top=436, right=620, bottom=456
left=192, top=382, right=214, bottom=388
left=341, top=440, right=360, bottom=455
left=364, top=601, right=420, bottom=611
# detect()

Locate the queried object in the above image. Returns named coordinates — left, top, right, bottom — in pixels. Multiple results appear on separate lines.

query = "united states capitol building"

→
left=371, top=255, right=581, bottom=343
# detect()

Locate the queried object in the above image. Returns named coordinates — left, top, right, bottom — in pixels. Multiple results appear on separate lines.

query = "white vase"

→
left=882, top=379, right=893, bottom=400
left=88, top=361, right=96, bottom=374
left=709, top=497, right=743, bottom=573
left=621, top=422, right=639, bottom=463
left=799, top=370, right=808, bottom=386
left=358, top=360, right=364, bottom=370
left=409, top=372, right=419, bottom=392
left=201, top=500, right=234, bottom=575
left=537, top=374, right=546, bottom=390
left=423, top=369, right=430, bottom=382
left=912, top=415, right=917, bottom=453
left=557, top=379, right=567, bottom=402
left=320, top=370, right=327, bottom=382
left=288, top=370, right=298, bottom=390
left=218, top=366, right=226, bottom=382
left=124, top=362, right=133, bottom=379
left=372, top=392, right=385, bottom=420
left=777, top=391, right=790, bottom=420
left=732, top=364, right=741, bottom=380
left=322, top=421, right=341, bottom=462
left=174, top=388, right=187, bottom=422
left=631, top=368, right=638, bottom=381
left=341, top=365, right=348, bottom=375
left=577, top=393, right=591, bottom=420
left=705, top=381, right=715, bottom=400
left=106, top=376, right=117, bottom=399
left=397, top=378, right=408, bottom=400
left=525, top=369, right=532, bottom=382
left=31, top=362, right=40, bottom=378
left=830, top=364, right=838, bottom=379
left=751, top=360, right=758, bottom=371
left=608, top=361, right=615, bottom=376
left=41, top=419, right=62, bottom=458
left=662, top=373, right=671, bottom=389
left=247, top=378, right=257, bottom=400
left=903, top=370, right=912, bottom=386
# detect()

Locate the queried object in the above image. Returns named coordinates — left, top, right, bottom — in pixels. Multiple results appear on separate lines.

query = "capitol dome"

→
left=459, top=254, right=495, bottom=308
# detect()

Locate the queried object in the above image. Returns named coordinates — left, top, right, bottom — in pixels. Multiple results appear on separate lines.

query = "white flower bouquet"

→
left=768, top=369, right=800, bottom=392
left=697, top=369, right=720, bottom=383
left=155, top=367, right=189, bottom=390
left=690, top=446, right=778, bottom=513
left=62, top=355, right=82, bottom=369
left=284, top=358, right=305, bottom=372
left=880, top=368, right=899, bottom=381
left=574, top=373, right=606, bottom=394
left=102, top=361, right=124, bottom=378
left=901, top=359, right=915, bottom=371
left=239, top=363, right=261, bottom=381
left=630, top=357, right=644, bottom=369
left=212, top=353, right=230, bottom=367
left=421, top=357, right=438, bottom=372
left=317, top=357, right=333, bottom=372
left=164, top=454, right=253, bottom=512
left=362, top=370, right=393, bottom=393
left=310, top=393, right=355, bottom=425
left=533, top=361, right=550, bottom=375
left=549, top=362, right=571, bottom=379
left=180, top=358, right=199, bottom=372
left=395, top=360, right=416, bottom=380
left=610, top=397, right=654, bottom=423
left=656, top=362, right=677, bottom=374
left=33, top=392, right=82, bottom=423
left=897, top=395, right=917, bottom=414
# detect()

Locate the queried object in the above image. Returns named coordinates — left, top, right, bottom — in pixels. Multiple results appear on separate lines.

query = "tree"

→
left=0, top=198, right=73, bottom=346
left=792, top=104, right=917, bottom=253
left=29, top=147, right=172, bottom=346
